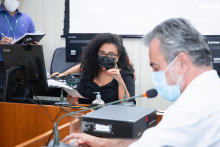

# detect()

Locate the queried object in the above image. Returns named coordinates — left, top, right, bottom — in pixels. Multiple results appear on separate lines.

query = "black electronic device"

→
left=204, top=35, right=220, bottom=76
left=66, top=33, right=98, bottom=62
left=12, top=97, right=58, bottom=105
left=51, top=89, right=157, bottom=146
left=0, top=44, right=48, bottom=102
left=83, top=105, right=156, bottom=139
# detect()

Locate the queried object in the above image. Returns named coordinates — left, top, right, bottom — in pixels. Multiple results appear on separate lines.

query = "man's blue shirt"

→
left=0, top=4, right=35, bottom=61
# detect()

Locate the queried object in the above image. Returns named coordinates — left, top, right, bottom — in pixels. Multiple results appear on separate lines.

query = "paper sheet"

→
left=47, top=79, right=85, bottom=98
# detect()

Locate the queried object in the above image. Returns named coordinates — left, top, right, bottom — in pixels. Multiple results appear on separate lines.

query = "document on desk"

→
left=47, top=79, right=85, bottom=98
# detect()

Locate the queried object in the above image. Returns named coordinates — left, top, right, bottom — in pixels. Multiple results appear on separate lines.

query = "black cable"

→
left=61, top=106, right=82, bottom=110
left=30, top=84, right=62, bottom=122
left=46, top=127, right=55, bottom=146
left=28, top=98, right=62, bottom=122
left=65, top=105, right=86, bottom=109
left=19, top=46, right=30, bottom=101
left=22, top=92, right=26, bottom=103
left=58, top=105, right=72, bottom=113
left=59, top=105, right=84, bottom=110
left=31, top=85, right=41, bottom=104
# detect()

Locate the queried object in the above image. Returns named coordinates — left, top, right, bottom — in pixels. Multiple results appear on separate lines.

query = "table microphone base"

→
left=116, top=102, right=135, bottom=107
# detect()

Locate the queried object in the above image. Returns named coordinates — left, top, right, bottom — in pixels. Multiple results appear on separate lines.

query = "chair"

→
left=50, top=47, right=77, bottom=74
left=50, top=47, right=78, bottom=102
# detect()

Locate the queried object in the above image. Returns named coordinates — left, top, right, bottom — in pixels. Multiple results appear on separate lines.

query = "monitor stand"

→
left=2, top=66, right=19, bottom=102
left=2, top=65, right=34, bottom=103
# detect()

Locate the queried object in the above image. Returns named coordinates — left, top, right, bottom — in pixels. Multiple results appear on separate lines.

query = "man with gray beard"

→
left=63, top=18, right=220, bottom=147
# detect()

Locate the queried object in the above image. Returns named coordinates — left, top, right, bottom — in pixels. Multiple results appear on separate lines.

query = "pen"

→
left=1, top=33, right=8, bottom=38
left=1, top=33, right=14, bottom=42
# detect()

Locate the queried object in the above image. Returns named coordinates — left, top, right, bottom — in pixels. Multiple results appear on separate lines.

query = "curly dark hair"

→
left=80, top=33, right=134, bottom=80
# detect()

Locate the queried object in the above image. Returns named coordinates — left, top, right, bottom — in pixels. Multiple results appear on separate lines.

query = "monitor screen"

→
left=204, top=35, right=220, bottom=75
left=66, top=33, right=98, bottom=62
left=0, top=44, right=48, bottom=102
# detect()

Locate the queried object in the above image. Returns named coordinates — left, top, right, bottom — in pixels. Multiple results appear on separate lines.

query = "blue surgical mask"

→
left=151, top=57, right=183, bottom=102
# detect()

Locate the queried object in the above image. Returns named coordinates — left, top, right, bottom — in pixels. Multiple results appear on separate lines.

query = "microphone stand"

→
left=102, top=67, right=135, bottom=106
left=106, top=70, right=127, bottom=102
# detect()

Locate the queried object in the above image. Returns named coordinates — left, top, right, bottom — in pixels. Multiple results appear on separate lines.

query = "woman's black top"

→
left=76, top=69, right=135, bottom=104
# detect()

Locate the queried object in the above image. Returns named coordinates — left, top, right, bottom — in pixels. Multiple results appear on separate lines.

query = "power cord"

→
left=31, top=85, right=41, bottom=104
left=29, top=84, right=62, bottom=122
left=46, top=127, right=55, bottom=146
left=58, top=105, right=73, bottom=113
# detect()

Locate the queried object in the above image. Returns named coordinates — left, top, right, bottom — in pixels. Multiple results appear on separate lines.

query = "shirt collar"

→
left=0, top=4, right=21, bottom=15
left=181, top=70, right=219, bottom=97
left=0, top=4, right=5, bottom=13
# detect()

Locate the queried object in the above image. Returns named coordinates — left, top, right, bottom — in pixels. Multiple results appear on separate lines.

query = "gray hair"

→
left=144, top=18, right=212, bottom=67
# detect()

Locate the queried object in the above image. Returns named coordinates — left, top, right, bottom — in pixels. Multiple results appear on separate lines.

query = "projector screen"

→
left=68, top=0, right=220, bottom=36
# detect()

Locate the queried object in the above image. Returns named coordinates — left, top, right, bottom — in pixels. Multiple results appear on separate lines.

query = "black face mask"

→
left=98, top=55, right=116, bottom=70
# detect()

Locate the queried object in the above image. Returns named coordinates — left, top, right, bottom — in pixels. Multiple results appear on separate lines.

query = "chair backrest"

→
left=50, top=47, right=77, bottom=74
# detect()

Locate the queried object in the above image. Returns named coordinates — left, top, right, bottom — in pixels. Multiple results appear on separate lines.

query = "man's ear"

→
left=177, top=52, right=190, bottom=74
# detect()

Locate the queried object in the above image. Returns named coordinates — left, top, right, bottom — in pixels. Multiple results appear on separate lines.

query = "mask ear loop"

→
left=165, top=57, right=178, bottom=73
left=177, top=74, right=183, bottom=85
left=115, top=63, right=118, bottom=69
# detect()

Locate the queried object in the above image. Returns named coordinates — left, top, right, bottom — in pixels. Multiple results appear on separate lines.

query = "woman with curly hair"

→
left=66, top=33, right=135, bottom=105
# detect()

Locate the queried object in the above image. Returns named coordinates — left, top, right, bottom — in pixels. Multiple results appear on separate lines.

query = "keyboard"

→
left=12, top=97, right=58, bottom=105
left=50, top=76, right=66, bottom=81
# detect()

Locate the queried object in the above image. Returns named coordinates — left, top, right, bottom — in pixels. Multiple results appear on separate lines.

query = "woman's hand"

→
left=67, top=95, right=79, bottom=105
left=106, top=69, right=122, bottom=81
left=51, top=72, right=66, bottom=78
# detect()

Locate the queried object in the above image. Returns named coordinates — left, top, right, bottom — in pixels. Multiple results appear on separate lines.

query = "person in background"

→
left=63, top=18, right=220, bottom=147
left=51, top=42, right=137, bottom=81
left=0, top=0, right=38, bottom=98
left=67, top=33, right=135, bottom=105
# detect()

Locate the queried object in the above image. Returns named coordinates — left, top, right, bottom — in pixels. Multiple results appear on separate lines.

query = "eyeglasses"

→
left=98, top=51, right=118, bottom=58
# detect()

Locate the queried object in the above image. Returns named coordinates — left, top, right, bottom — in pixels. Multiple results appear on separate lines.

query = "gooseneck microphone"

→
left=101, top=66, right=127, bottom=102
left=52, top=89, right=158, bottom=146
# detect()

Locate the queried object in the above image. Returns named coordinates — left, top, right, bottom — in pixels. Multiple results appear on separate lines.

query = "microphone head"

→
left=146, top=89, right=158, bottom=98
left=100, top=65, right=106, bottom=71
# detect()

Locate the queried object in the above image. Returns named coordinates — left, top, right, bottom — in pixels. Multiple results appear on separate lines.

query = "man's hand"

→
left=0, top=37, right=13, bottom=44
left=63, top=133, right=136, bottom=147
left=34, top=41, right=39, bottom=45
left=63, top=133, right=103, bottom=147
left=30, top=41, right=40, bottom=45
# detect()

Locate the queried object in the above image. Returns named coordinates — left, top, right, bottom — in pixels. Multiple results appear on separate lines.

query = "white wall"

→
left=17, top=0, right=173, bottom=110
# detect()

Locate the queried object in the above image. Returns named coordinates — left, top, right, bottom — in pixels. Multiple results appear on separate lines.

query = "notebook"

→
left=12, top=30, right=45, bottom=44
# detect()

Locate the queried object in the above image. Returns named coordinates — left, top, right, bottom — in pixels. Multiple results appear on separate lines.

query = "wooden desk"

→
left=3, top=102, right=164, bottom=147
left=0, top=102, right=91, bottom=147
left=15, top=109, right=164, bottom=147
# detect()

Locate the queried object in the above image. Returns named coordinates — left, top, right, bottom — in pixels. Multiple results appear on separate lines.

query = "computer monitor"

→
left=204, top=35, right=220, bottom=76
left=66, top=33, right=98, bottom=62
left=0, top=44, right=48, bottom=102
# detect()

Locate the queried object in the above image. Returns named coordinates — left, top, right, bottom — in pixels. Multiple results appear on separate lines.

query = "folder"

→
left=12, top=30, right=45, bottom=44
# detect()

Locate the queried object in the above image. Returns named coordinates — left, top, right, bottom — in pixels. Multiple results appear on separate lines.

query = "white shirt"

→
left=129, top=70, right=220, bottom=147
